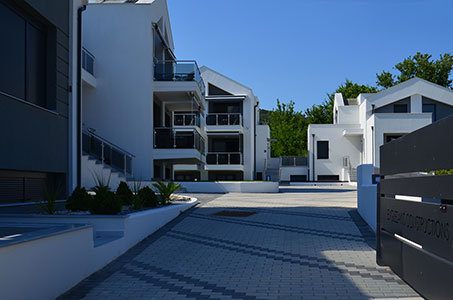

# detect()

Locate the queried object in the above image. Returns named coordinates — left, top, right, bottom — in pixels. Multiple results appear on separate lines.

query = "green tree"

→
left=305, top=79, right=377, bottom=124
left=267, top=100, right=308, bottom=157
left=376, top=52, right=453, bottom=89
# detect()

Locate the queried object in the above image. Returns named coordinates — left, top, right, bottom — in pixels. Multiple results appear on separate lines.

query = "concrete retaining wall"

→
left=0, top=199, right=197, bottom=300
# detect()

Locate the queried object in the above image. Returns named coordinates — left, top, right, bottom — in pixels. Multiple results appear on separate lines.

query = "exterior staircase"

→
left=82, top=154, right=132, bottom=190
left=265, top=157, right=281, bottom=182
left=349, top=167, right=357, bottom=182
left=82, top=129, right=135, bottom=190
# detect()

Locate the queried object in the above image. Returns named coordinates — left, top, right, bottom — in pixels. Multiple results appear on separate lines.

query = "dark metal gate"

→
left=377, top=115, right=453, bottom=300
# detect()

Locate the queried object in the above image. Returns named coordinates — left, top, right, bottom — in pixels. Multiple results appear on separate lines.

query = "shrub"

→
left=153, top=181, right=182, bottom=206
left=41, top=179, right=62, bottom=215
left=90, top=189, right=122, bottom=215
left=138, top=186, right=159, bottom=208
left=66, top=186, right=91, bottom=211
left=91, top=170, right=111, bottom=193
left=116, top=181, right=133, bottom=206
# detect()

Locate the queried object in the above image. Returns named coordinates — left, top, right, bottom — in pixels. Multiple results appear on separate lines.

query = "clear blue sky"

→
left=167, top=0, right=453, bottom=111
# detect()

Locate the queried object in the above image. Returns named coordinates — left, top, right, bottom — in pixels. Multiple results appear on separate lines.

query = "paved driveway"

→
left=60, top=187, right=421, bottom=300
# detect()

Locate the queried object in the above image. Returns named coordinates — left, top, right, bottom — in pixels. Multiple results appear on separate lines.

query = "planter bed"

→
left=0, top=197, right=198, bottom=300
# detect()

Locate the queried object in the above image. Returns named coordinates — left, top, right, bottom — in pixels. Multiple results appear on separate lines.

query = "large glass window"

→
left=317, top=141, right=329, bottom=159
left=0, top=1, right=47, bottom=108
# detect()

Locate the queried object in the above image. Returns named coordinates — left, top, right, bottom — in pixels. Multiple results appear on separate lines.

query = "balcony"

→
left=173, top=112, right=201, bottom=128
left=154, top=60, right=205, bottom=96
left=206, top=113, right=242, bottom=126
left=154, top=128, right=205, bottom=155
left=207, top=152, right=243, bottom=165
left=82, top=47, right=96, bottom=88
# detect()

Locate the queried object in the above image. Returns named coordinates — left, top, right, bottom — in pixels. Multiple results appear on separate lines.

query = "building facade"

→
left=308, top=77, right=453, bottom=182
left=81, top=0, right=205, bottom=188
left=0, top=0, right=85, bottom=203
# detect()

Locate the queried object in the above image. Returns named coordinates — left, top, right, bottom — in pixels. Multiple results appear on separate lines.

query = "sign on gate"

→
left=377, top=115, right=453, bottom=300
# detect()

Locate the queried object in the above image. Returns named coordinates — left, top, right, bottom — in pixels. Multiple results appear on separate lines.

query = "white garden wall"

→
left=357, top=164, right=377, bottom=232
left=0, top=198, right=197, bottom=300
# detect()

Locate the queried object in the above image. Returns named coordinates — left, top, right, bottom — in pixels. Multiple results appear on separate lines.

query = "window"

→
left=384, top=134, right=405, bottom=144
left=422, top=104, right=436, bottom=122
left=317, top=141, right=329, bottom=159
left=0, top=1, right=47, bottom=108
left=393, top=104, right=408, bottom=113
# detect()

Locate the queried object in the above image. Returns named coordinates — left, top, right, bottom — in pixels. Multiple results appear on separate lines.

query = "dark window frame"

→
left=0, top=0, right=49, bottom=109
left=317, top=140, right=329, bottom=160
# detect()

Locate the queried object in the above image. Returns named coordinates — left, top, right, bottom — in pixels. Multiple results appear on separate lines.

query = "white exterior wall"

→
left=372, top=113, right=432, bottom=167
left=256, top=124, right=270, bottom=175
left=82, top=2, right=172, bottom=180
left=308, top=78, right=453, bottom=180
left=308, top=124, right=362, bottom=181
left=201, top=67, right=259, bottom=180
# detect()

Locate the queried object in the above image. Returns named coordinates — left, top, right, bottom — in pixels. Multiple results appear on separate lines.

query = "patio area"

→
left=58, top=187, right=421, bottom=300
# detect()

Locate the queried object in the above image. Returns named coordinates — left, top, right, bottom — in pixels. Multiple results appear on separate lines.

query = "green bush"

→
left=139, top=186, right=158, bottom=208
left=66, top=186, right=92, bottom=211
left=90, top=189, right=122, bottom=215
left=153, top=181, right=182, bottom=206
left=116, top=181, right=133, bottom=206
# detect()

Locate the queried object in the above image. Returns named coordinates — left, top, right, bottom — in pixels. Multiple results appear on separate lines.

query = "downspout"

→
left=77, top=5, right=86, bottom=187
left=254, top=100, right=258, bottom=180
left=312, top=134, right=315, bottom=181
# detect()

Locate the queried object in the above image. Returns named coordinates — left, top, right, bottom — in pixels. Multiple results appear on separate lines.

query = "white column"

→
left=411, top=94, right=422, bottom=113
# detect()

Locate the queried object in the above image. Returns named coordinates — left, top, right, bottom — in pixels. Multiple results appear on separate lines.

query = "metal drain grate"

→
left=211, top=210, right=257, bottom=217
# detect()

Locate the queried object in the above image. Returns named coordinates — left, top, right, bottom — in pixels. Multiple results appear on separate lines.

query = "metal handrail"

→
left=82, top=129, right=134, bottom=176
left=85, top=129, right=135, bottom=157
left=207, top=152, right=243, bottom=165
left=173, top=112, right=200, bottom=127
left=206, top=113, right=242, bottom=126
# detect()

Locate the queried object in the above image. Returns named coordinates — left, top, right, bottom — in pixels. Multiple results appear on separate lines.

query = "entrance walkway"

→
left=59, top=187, right=421, bottom=300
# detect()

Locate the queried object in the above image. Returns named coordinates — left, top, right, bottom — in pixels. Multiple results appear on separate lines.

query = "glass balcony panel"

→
left=207, top=154, right=217, bottom=164
left=230, top=114, right=240, bottom=125
left=155, top=128, right=174, bottom=148
left=218, top=114, right=229, bottom=125
left=218, top=154, right=229, bottom=164
left=175, top=133, right=194, bottom=148
left=230, top=153, right=241, bottom=164
left=174, top=115, right=184, bottom=126
left=154, top=60, right=205, bottom=95
left=206, top=115, right=217, bottom=125
left=185, top=114, right=195, bottom=126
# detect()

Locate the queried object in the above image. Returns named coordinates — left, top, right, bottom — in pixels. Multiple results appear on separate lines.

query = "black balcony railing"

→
left=206, top=113, right=242, bottom=126
left=82, top=47, right=95, bottom=76
left=173, top=112, right=201, bottom=127
left=82, top=129, right=134, bottom=175
left=154, top=60, right=205, bottom=95
left=154, top=128, right=205, bottom=155
left=281, top=156, right=308, bottom=166
left=206, top=152, right=243, bottom=165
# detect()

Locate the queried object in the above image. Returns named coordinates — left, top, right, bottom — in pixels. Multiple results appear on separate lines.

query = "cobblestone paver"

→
left=59, top=187, right=422, bottom=300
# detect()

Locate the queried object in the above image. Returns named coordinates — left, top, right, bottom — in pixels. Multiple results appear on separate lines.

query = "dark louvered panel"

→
left=0, top=177, right=24, bottom=204
left=25, top=177, right=46, bottom=201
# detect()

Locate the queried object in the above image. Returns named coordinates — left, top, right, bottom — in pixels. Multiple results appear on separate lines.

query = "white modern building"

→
left=308, top=77, right=453, bottom=182
left=174, top=67, right=270, bottom=181
left=81, top=0, right=206, bottom=188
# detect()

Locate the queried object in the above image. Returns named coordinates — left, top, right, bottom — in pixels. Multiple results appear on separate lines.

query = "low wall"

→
left=0, top=199, right=197, bottom=300
left=280, top=166, right=309, bottom=182
left=176, top=181, right=279, bottom=193
left=357, top=164, right=377, bottom=232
